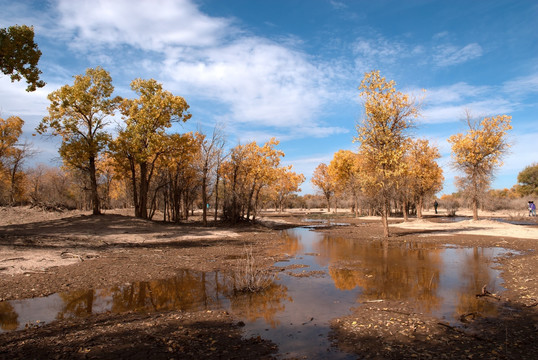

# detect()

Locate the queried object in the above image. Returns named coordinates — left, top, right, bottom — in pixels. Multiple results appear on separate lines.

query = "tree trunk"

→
left=128, top=157, right=140, bottom=218
left=403, top=201, right=409, bottom=222
left=353, top=192, right=359, bottom=218
left=138, top=162, right=149, bottom=219
left=417, top=196, right=423, bottom=219
left=252, top=187, right=261, bottom=221
left=183, top=189, right=189, bottom=221
left=381, top=199, right=390, bottom=237
left=246, top=183, right=256, bottom=221
left=201, top=166, right=208, bottom=226
left=231, top=166, right=239, bottom=224
left=88, top=156, right=101, bottom=215
left=214, top=175, right=219, bottom=222
left=335, top=198, right=338, bottom=214
left=9, top=161, right=19, bottom=205
left=472, top=197, right=479, bottom=220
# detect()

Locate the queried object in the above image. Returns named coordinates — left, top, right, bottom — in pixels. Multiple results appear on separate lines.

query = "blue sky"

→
left=1, top=0, right=537, bottom=195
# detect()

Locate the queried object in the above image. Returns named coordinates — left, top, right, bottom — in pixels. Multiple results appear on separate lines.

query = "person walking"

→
left=529, top=201, right=536, bottom=216
left=433, top=200, right=439, bottom=214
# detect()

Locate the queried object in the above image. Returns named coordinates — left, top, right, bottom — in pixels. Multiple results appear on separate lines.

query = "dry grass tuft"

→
left=233, top=246, right=275, bottom=293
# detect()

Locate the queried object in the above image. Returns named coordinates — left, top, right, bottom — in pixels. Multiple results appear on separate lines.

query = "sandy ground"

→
left=0, top=206, right=537, bottom=359
left=0, top=207, right=241, bottom=277
left=392, top=217, right=538, bottom=239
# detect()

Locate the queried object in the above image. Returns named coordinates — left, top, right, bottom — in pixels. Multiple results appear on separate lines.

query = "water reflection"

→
left=230, top=283, right=291, bottom=328
left=277, top=228, right=507, bottom=321
left=1, top=226, right=511, bottom=357
left=1, top=270, right=288, bottom=332
left=0, top=302, right=17, bottom=331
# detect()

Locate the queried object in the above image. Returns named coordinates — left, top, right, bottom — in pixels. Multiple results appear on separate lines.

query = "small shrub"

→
left=233, top=246, right=275, bottom=293
left=440, top=195, right=460, bottom=216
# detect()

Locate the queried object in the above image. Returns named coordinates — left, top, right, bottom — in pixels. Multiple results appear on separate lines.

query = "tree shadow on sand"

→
left=0, top=310, right=278, bottom=360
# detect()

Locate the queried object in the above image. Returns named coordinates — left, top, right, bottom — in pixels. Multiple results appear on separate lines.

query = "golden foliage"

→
left=311, top=163, right=333, bottom=210
left=110, top=78, right=191, bottom=219
left=354, top=70, right=419, bottom=235
left=354, top=71, right=419, bottom=193
left=448, top=113, right=512, bottom=219
left=36, top=67, right=120, bottom=214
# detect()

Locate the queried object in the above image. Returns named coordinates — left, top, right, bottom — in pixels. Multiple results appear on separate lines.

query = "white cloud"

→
left=0, top=77, right=50, bottom=119
left=53, top=0, right=342, bottom=138
left=163, top=37, right=332, bottom=129
left=416, top=80, right=519, bottom=124
left=433, top=43, right=483, bottom=67
left=500, top=132, right=538, bottom=172
left=352, top=34, right=483, bottom=73
left=282, top=154, right=335, bottom=194
left=56, top=0, right=232, bottom=51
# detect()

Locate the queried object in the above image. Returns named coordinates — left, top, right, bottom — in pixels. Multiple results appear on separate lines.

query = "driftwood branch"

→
left=476, top=285, right=500, bottom=301
left=61, top=251, right=84, bottom=261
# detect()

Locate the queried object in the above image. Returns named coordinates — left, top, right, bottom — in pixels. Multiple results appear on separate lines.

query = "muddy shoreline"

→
left=1, top=207, right=537, bottom=359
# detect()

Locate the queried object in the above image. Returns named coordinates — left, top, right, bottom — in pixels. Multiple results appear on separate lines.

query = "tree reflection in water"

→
left=323, top=237, right=443, bottom=313
left=278, top=228, right=505, bottom=320
left=0, top=227, right=509, bottom=333
left=454, top=247, right=501, bottom=318
left=0, top=302, right=18, bottom=331
left=48, top=269, right=289, bottom=329
left=229, top=282, right=290, bottom=328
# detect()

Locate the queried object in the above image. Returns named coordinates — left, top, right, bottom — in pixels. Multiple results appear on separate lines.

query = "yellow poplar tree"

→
left=220, top=139, right=285, bottom=223
left=0, top=116, right=25, bottom=203
left=448, top=113, right=512, bottom=220
left=406, top=139, right=444, bottom=218
left=272, top=166, right=305, bottom=212
left=112, top=78, right=191, bottom=219
left=311, top=163, right=333, bottom=212
left=162, top=132, right=201, bottom=222
left=244, top=138, right=284, bottom=221
left=328, top=150, right=362, bottom=217
left=354, top=70, right=419, bottom=237
left=37, top=67, right=120, bottom=215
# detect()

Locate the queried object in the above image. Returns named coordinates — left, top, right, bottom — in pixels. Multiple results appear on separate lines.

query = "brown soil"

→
left=0, top=207, right=537, bottom=359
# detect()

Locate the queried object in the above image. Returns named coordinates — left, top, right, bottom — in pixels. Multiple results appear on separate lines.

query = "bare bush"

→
left=440, top=196, right=460, bottom=216
left=233, top=246, right=274, bottom=293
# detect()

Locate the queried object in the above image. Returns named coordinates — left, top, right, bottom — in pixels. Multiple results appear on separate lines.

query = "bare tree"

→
left=197, top=124, right=225, bottom=226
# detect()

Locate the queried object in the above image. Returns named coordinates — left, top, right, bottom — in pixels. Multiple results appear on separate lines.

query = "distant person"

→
left=433, top=200, right=438, bottom=214
left=529, top=201, right=536, bottom=216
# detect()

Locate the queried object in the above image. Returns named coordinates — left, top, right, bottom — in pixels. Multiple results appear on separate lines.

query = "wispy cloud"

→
left=352, top=33, right=483, bottom=74
left=502, top=72, right=538, bottom=97
left=418, top=80, right=518, bottom=124
left=423, top=82, right=489, bottom=104
left=433, top=43, right=483, bottom=67
left=329, top=1, right=348, bottom=10
left=422, top=99, right=513, bottom=124
left=352, top=35, right=411, bottom=73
